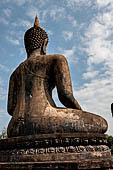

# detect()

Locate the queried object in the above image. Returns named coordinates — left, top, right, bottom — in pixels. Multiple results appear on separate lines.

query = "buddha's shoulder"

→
left=25, top=54, right=67, bottom=63
left=10, top=61, right=27, bottom=77
left=46, top=54, right=67, bottom=61
left=10, top=54, right=67, bottom=76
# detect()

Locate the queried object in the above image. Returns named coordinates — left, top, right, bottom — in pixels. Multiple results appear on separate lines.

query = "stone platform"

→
left=0, top=133, right=112, bottom=170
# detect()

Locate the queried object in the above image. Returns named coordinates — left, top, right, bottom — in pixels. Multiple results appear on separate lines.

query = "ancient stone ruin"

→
left=0, top=16, right=112, bottom=169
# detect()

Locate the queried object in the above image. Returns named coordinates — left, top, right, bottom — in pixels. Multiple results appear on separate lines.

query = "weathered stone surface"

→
left=0, top=133, right=108, bottom=150
left=0, top=162, right=112, bottom=170
left=7, top=52, right=108, bottom=137
left=0, top=134, right=112, bottom=169
left=3, top=16, right=111, bottom=169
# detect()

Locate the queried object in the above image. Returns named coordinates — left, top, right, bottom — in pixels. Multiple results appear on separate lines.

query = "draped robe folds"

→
left=7, top=54, right=108, bottom=137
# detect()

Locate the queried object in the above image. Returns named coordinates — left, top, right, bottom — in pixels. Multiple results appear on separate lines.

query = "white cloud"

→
left=26, top=7, right=39, bottom=20
left=12, top=19, right=32, bottom=29
left=6, top=36, right=20, bottom=46
left=0, top=87, right=7, bottom=101
left=0, top=107, right=10, bottom=133
left=63, top=47, right=75, bottom=58
left=19, top=20, right=32, bottom=28
left=13, top=0, right=32, bottom=6
left=49, top=7, right=65, bottom=21
left=75, top=1, right=113, bottom=135
left=47, top=30, right=53, bottom=36
left=58, top=46, right=77, bottom=63
left=0, top=77, right=4, bottom=86
left=83, top=71, right=99, bottom=80
left=15, top=0, right=27, bottom=6
left=0, top=108, right=4, bottom=113
left=41, top=10, right=48, bottom=23
left=83, top=5, right=113, bottom=70
left=20, top=47, right=25, bottom=56
left=0, top=18, right=8, bottom=25
left=1, top=0, right=32, bottom=6
left=67, top=15, right=77, bottom=27
left=0, top=108, right=7, bottom=117
left=0, top=64, right=10, bottom=72
left=1, top=0, right=48, bottom=7
left=38, top=0, right=49, bottom=7
left=66, top=0, right=112, bottom=10
left=86, top=38, right=113, bottom=66
left=96, top=0, right=112, bottom=8
left=62, top=31, right=73, bottom=41
left=0, top=77, right=7, bottom=101
left=66, top=0, right=92, bottom=8
left=3, top=8, right=12, bottom=17
left=1, top=0, right=25, bottom=5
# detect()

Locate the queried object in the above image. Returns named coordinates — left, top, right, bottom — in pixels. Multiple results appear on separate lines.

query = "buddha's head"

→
left=24, top=16, right=48, bottom=57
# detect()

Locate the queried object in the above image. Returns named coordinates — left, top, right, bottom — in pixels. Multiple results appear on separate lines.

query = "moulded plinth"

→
left=0, top=133, right=112, bottom=170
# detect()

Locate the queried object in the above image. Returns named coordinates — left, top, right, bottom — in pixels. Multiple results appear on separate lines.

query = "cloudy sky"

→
left=0, top=0, right=113, bottom=135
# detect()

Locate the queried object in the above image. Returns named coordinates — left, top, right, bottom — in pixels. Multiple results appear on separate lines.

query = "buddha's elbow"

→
left=58, top=92, right=74, bottom=108
left=7, top=106, right=13, bottom=116
left=58, top=94, right=66, bottom=106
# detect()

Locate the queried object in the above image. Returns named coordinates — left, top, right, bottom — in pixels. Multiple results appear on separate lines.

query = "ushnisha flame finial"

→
left=34, top=15, right=40, bottom=27
left=24, top=15, right=48, bottom=55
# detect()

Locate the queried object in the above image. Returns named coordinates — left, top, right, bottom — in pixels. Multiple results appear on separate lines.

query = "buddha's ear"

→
left=42, top=38, right=48, bottom=54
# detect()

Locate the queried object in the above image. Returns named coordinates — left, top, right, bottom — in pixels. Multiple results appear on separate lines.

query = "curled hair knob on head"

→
left=34, top=15, right=40, bottom=27
left=24, top=15, right=48, bottom=56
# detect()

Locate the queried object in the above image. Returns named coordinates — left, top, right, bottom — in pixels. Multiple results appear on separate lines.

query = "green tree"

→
left=0, top=127, right=7, bottom=140
left=107, top=136, right=113, bottom=148
left=107, top=135, right=113, bottom=154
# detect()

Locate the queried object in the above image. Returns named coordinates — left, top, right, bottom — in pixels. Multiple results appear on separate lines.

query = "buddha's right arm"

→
left=53, top=55, right=82, bottom=110
left=7, top=74, right=16, bottom=116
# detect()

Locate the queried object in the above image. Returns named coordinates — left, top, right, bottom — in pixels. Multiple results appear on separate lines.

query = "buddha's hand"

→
left=74, top=100, right=82, bottom=110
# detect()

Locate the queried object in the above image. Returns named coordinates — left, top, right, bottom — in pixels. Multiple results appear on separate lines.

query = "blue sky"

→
left=0, top=0, right=113, bottom=135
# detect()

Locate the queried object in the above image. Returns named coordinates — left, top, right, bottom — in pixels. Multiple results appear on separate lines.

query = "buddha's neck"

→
left=28, top=49, right=46, bottom=58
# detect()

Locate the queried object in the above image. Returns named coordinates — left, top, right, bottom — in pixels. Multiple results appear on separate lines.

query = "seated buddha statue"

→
left=7, top=16, right=108, bottom=137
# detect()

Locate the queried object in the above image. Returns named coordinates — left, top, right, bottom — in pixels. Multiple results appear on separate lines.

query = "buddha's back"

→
left=7, top=54, right=56, bottom=137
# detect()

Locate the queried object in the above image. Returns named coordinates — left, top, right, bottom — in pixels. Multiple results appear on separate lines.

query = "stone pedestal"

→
left=0, top=133, right=112, bottom=170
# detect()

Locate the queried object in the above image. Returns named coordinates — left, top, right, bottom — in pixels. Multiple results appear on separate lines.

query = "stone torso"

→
left=7, top=54, right=57, bottom=136
left=18, top=54, right=56, bottom=118
left=7, top=53, right=108, bottom=137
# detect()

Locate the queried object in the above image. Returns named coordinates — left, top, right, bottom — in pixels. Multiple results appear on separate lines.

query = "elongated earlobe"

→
left=42, top=38, right=48, bottom=54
